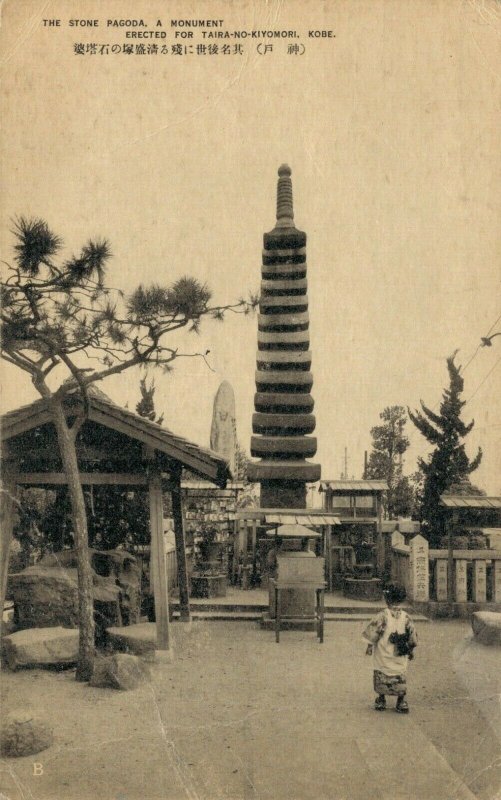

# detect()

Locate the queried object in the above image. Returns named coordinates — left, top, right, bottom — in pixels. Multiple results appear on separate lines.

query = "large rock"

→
left=9, top=566, right=80, bottom=629
left=1, top=711, right=53, bottom=757
left=1, top=626, right=79, bottom=670
left=106, top=622, right=157, bottom=661
left=9, top=549, right=141, bottom=635
left=471, top=611, right=501, bottom=646
left=89, top=653, right=151, bottom=690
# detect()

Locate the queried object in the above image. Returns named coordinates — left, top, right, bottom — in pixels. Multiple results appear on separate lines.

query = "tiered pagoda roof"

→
left=248, top=165, right=321, bottom=504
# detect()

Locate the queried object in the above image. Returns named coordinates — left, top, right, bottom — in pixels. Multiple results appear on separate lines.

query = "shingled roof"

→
left=1, top=387, right=231, bottom=487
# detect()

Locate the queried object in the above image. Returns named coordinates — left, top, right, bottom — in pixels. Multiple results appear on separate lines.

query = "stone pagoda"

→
left=248, top=165, right=321, bottom=508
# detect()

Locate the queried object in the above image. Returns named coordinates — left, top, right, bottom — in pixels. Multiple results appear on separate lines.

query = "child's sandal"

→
left=374, top=696, right=386, bottom=711
left=395, top=697, right=409, bottom=713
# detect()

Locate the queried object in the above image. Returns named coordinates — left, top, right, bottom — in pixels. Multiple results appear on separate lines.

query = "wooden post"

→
left=493, top=561, right=501, bottom=603
left=390, top=530, right=406, bottom=584
left=231, top=518, right=239, bottom=584
left=0, top=463, right=17, bottom=633
left=241, top=521, right=249, bottom=589
left=326, top=525, right=332, bottom=592
left=171, top=473, right=191, bottom=623
left=376, top=495, right=383, bottom=576
left=251, top=519, right=257, bottom=582
left=148, top=472, right=170, bottom=650
left=446, top=511, right=456, bottom=603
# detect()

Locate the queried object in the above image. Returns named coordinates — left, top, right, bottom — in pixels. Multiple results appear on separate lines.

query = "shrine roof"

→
left=1, top=388, right=231, bottom=487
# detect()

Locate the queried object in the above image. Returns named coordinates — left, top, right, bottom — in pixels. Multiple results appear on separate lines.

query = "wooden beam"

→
left=149, top=472, right=170, bottom=650
left=1, top=409, right=53, bottom=440
left=6, top=445, right=139, bottom=463
left=14, top=472, right=152, bottom=486
left=171, top=473, right=191, bottom=623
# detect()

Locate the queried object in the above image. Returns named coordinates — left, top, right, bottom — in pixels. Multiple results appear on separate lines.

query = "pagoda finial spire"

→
left=276, top=164, right=294, bottom=228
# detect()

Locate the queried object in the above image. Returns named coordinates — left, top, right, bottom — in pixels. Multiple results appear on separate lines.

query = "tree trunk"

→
left=49, top=399, right=95, bottom=681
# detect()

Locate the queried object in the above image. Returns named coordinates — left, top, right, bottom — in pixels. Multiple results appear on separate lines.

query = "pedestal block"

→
left=268, top=585, right=316, bottom=618
left=260, top=480, right=306, bottom=509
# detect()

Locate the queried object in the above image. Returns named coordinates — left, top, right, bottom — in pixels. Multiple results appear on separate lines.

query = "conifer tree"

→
left=136, top=377, right=164, bottom=425
left=365, top=405, right=414, bottom=518
left=408, top=352, right=482, bottom=543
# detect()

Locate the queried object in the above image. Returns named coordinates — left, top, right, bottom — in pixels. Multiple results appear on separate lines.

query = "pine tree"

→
left=408, top=352, right=482, bottom=544
left=1, top=217, right=256, bottom=679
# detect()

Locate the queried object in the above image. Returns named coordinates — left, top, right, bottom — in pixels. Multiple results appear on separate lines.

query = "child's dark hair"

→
left=383, top=583, right=406, bottom=605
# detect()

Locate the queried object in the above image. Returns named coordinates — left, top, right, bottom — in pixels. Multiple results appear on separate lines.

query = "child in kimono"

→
left=363, top=583, right=417, bottom=713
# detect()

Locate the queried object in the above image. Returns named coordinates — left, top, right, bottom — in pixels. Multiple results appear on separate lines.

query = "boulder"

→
left=9, top=566, right=80, bottom=629
left=1, top=626, right=79, bottom=670
left=1, top=711, right=53, bottom=757
left=89, top=653, right=151, bottom=690
left=106, top=622, right=157, bottom=661
left=471, top=611, right=501, bottom=646
left=9, top=549, right=141, bottom=633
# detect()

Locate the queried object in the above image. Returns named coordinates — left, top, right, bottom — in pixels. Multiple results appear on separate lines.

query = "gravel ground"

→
left=1, top=619, right=500, bottom=800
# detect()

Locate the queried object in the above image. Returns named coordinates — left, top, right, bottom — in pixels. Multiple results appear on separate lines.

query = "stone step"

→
left=171, top=610, right=429, bottom=623
left=170, top=603, right=428, bottom=619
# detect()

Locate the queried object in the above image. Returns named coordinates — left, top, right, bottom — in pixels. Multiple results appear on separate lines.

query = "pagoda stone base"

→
left=260, top=480, right=306, bottom=509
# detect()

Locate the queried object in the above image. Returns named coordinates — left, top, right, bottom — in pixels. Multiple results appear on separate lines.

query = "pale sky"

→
left=1, top=0, right=500, bottom=493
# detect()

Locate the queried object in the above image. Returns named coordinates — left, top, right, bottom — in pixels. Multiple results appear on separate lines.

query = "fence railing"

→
left=390, top=531, right=501, bottom=604
left=165, top=547, right=178, bottom=590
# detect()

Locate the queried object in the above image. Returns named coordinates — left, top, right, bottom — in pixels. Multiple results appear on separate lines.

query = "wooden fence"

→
left=165, top=547, right=178, bottom=590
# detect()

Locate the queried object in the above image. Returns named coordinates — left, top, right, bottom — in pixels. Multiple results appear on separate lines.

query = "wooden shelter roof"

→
left=319, top=480, right=388, bottom=493
left=1, top=388, right=231, bottom=487
left=439, top=495, right=501, bottom=509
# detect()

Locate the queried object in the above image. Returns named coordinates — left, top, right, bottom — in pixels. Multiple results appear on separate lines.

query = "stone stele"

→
left=210, top=380, right=237, bottom=474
